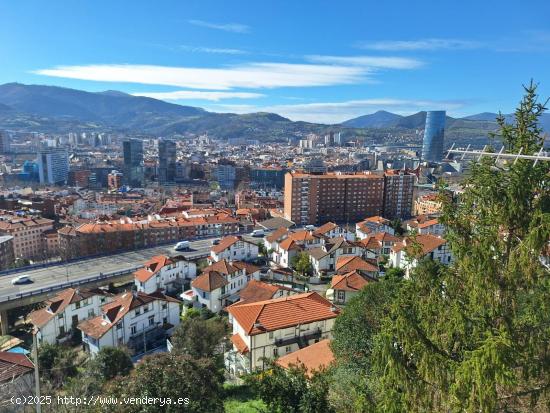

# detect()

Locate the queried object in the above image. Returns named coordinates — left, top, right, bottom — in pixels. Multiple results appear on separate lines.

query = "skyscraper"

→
left=37, top=147, right=69, bottom=185
left=0, top=131, right=11, bottom=154
left=421, top=111, right=446, bottom=162
left=123, top=139, right=144, bottom=187
left=158, top=139, right=177, bottom=185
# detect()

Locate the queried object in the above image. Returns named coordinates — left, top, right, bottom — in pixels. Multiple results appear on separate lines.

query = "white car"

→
left=11, top=275, right=32, bottom=285
left=174, top=241, right=190, bottom=251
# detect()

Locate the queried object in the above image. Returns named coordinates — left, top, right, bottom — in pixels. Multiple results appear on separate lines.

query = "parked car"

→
left=211, top=238, right=222, bottom=245
left=251, top=229, right=265, bottom=237
left=174, top=241, right=190, bottom=251
left=11, top=275, right=32, bottom=285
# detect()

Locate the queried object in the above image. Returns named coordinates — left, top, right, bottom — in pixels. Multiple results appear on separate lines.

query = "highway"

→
left=0, top=233, right=267, bottom=304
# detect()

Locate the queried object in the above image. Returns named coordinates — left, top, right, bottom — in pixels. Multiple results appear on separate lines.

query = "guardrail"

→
left=0, top=265, right=142, bottom=304
left=0, top=229, right=251, bottom=277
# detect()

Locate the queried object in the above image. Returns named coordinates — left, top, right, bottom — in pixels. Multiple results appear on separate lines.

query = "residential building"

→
left=308, top=238, right=365, bottom=277
left=359, top=232, right=402, bottom=258
left=0, top=217, right=54, bottom=260
left=134, top=255, right=196, bottom=295
left=226, top=292, right=339, bottom=375
left=327, top=271, right=374, bottom=305
left=383, top=170, right=415, bottom=219
left=284, top=172, right=385, bottom=225
left=28, top=288, right=113, bottom=345
left=215, top=162, right=236, bottom=189
left=250, top=167, right=287, bottom=189
left=0, top=235, right=15, bottom=270
left=405, top=215, right=445, bottom=236
left=355, top=216, right=394, bottom=240
left=107, top=170, right=123, bottom=190
left=421, top=111, right=446, bottom=163
left=0, top=352, right=35, bottom=401
left=390, top=234, right=452, bottom=278
left=312, top=222, right=354, bottom=241
left=188, top=260, right=261, bottom=312
left=335, top=255, right=379, bottom=277
left=414, top=193, right=443, bottom=215
left=210, top=235, right=259, bottom=263
left=0, top=131, right=11, bottom=154
left=236, top=280, right=298, bottom=305
left=78, top=291, right=181, bottom=356
left=158, top=139, right=177, bottom=185
left=37, top=148, right=69, bottom=185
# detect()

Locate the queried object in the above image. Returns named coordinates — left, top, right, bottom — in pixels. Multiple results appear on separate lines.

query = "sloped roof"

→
left=234, top=280, right=294, bottom=305
left=336, top=256, right=378, bottom=273
left=191, top=271, right=229, bottom=292
left=0, top=352, right=34, bottom=383
left=134, top=255, right=174, bottom=283
left=313, top=222, right=338, bottom=235
left=392, top=234, right=447, bottom=255
left=227, top=292, right=339, bottom=336
left=265, top=227, right=289, bottom=243
left=276, top=339, right=334, bottom=376
left=211, top=235, right=254, bottom=254
left=230, top=333, right=249, bottom=354
left=331, top=271, right=373, bottom=291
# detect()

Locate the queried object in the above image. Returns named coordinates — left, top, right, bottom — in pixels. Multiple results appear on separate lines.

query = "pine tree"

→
left=372, top=82, right=550, bottom=412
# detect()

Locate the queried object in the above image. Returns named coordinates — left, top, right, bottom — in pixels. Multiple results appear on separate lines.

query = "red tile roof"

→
left=191, top=271, right=229, bottom=292
left=234, top=280, right=294, bottom=305
left=336, top=256, right=378, bottom=273
left=331, top=271, right=373, bottom=291
left=0, top=352, right=34, bottom=383
left=276, top=339, right=334, bottom=376
left=227, top=292, right=339, bottom=336
left=211, top=235, right=253, bottom=254
left=134, top=255, right=174, bottom=283
left=230, top=333, right=249, bottom=354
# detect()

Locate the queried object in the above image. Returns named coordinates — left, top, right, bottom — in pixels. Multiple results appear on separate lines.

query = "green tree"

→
left=170, top=316, right=229, bottom=359
left=247, top=363, right=333, bottom=413
left=37, top=343, right=78, bottom=389
left=291, top=252, right=312, bottom=276
left=99, top=353, right=224, bottom=413
left=87, top=346, right=133, bottom=381
left=372, top=83, right=550, bottom=412
left=389, top=218, right=404, bottom=236
left=329, top=272, right=403, bottom=411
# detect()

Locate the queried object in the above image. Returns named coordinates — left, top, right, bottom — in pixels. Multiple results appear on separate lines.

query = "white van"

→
left=174, top=241, right=190, bottom=251
left=304, top=225, right=315, bottom=231
left=251, top=229, right=265, bottom=237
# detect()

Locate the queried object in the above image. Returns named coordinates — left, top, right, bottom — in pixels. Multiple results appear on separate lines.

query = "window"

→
left=143, top=305, right=149, bottom=313
left=273, top=348, right=278, bottom=357
left=337, top=290, right=345, bottom=302
left=59, top=326, right=65, bottom=336
left=131, top=325, right=137, bottom=335
left=75, top=302, right=80, bottom=309
left=162, top=303, right=167, bottom=310
left=135, top=308, right=141, bottom=316
left=88, top=309, right=95, bottom=318
left=116, top=322, right=122, bottom=330
left=269, top=331, right=274, bottom=339
left=285, top=346, right=292, bottom=353
left=163, top=317, right=167, bottom=324
left=58, top=313, right=64, bottom=319
left=148, top=316, right=155, bottom=326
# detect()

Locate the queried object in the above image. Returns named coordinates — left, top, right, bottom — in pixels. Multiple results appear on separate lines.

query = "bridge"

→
left=0, top=233, right=266, bottom=334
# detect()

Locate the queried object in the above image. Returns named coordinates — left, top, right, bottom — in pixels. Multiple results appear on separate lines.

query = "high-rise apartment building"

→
left=123, top=139, right=144, bottom=187
left=421, top=111, right=446, bottom=162
left=158, top=139, right=177, bottom=185
left=284, top=172, right=385, bottom=225
left=0, top=131, right=11, bottom=154
left=37, top=147, right=69, bottom=185
left=383, top=170, right=415, bottom=219
left=0, top=235, right=15, bottom=270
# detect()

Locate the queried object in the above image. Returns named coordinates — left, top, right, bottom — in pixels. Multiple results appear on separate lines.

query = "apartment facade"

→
left=226, top=292, right=339, bottom=376
left=78, top=291, right=180, bottom=356
left=0, top=235, right=15, bottom=270
left=284, top=172, right=385, bottom=225
left=383, top=170, right=415, bottom=219
left=28, top=288, right=113, bottom=345
left=134, top=255, right=197, bottom=295
left=0, top=217, right=54, bottom=260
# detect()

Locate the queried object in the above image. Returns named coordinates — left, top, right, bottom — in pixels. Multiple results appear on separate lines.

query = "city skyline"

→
left=1, top=0, right=549, bottom=123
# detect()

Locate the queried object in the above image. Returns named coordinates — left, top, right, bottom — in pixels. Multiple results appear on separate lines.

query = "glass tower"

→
left=421, top=111, right=446, bottom=162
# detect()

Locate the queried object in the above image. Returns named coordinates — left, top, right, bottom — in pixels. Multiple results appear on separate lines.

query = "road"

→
left=0, top=233, right=267, bottom=304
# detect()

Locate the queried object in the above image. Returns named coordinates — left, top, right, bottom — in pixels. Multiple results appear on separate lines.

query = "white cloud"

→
left=358, top=38, right=482, bottom=51
left=306, top=55, right=423, bottom=69
left=33, top=63, right=370, bottom=90
left=178, top=45, right=247, bottom=55
left=210, top=99, right=468, bottom=124
left=133, top=90, right=264, bottom=102
left=188, top=19, right=250, bottom=34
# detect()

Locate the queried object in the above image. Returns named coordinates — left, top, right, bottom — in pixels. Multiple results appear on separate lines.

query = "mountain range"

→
left=0, top=83, right=548, bottom=144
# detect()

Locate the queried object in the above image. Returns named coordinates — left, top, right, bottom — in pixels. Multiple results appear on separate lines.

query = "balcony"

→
left=274, top=328, right=322, bottom=349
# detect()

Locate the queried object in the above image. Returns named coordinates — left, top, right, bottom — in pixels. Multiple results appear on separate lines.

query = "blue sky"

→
left=1, top=0, right=549, bottom=123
